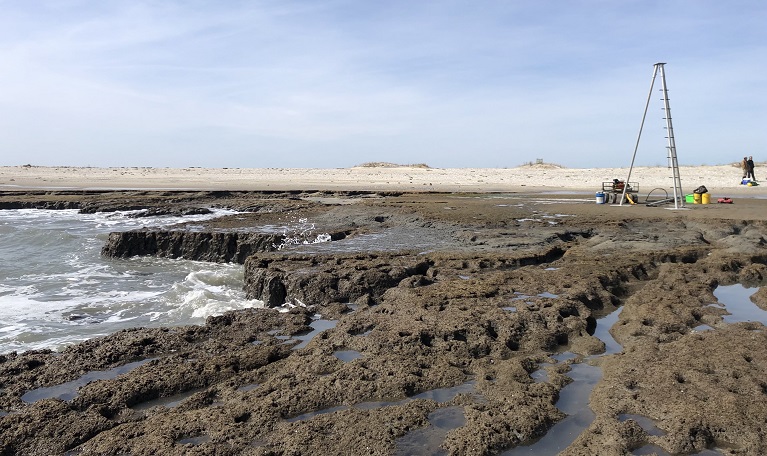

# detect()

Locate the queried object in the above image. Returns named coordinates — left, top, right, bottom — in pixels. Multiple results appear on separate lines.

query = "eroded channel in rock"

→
left=285, top=380, right=480, bottom=422
left=502, top=306, right=623, bottom=455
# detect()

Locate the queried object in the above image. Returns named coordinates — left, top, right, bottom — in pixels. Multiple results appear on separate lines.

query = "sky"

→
left=0, top=0, right=765, bottom=169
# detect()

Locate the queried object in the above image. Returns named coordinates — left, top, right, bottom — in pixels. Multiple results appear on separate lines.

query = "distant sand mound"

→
left=355, top=162, right=431, bottom=169
left=517, top=161, right=566, bottom=169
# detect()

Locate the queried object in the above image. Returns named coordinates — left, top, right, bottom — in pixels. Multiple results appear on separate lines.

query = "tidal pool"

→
left=21, top=358, right=152, bottom=403
left=130, top=388, right=204, bottom=411
left=712, top=284, right=767, bottom=326
left=333, top=350, right=363, bottom=362
left=395, top=406, right=465, bottom=456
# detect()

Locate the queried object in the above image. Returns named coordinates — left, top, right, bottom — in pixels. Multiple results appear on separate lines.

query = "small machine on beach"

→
left=599, top=179, right=639, bottom=204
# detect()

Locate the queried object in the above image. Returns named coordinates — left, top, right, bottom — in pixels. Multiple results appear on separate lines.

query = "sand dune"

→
left=0, top=164, right=762, bottom=195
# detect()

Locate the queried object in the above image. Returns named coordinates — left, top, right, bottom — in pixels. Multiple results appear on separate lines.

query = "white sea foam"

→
left=0, top=208, right=260, bottom=353
left=272, top=218, right=332, bottom=250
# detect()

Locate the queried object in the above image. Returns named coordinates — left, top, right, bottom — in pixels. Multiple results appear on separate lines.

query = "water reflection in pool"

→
left=712, top=284, right=767, bottom=326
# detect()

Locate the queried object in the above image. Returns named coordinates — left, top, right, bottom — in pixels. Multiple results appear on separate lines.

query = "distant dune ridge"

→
left=355, top=162, right=431, bottom=169
left=517, top=161, right=566, bottom=169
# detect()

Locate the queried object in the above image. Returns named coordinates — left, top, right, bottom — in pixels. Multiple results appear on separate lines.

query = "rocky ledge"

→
left=1, top=190, right=767, bottom=455
left=102, top=228, right=348, bottom=264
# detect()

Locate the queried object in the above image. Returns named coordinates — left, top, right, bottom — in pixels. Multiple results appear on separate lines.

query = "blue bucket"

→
left=595, top=192, right=605, bottom=204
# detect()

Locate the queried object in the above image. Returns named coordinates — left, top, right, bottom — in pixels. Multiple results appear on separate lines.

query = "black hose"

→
left=644, top=188, right=669, bottom=204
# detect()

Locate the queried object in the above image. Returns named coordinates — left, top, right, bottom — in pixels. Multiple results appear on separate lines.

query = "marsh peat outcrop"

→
left=102, top=229, right=286, bottom=263
left=3, top=190, right=767, bottom=455
left=242, top=246, right=576, bottom=308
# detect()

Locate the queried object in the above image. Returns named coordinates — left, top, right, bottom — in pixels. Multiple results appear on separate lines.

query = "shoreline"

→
left=1, top=164, right=764, bottom=195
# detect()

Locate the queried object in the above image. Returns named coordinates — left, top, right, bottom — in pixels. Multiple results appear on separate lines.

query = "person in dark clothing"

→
left=747, top=156, right=756, bottom=181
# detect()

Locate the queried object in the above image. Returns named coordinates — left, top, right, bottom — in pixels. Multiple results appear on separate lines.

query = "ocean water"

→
left=0, top=208, right=262, bottom=354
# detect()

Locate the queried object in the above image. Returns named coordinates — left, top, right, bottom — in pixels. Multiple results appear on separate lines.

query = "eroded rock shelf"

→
left=1, top=190, right=767, bottom=455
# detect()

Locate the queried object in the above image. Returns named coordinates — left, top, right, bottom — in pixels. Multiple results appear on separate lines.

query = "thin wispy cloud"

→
left=0, top=0, right=764, bottom=168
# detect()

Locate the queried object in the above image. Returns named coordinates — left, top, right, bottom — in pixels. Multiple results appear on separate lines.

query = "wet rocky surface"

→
left=1, top=190, right=767, bottom=455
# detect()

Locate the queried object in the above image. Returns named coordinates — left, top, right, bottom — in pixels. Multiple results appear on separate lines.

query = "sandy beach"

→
left=1, top=164, right=763, bottom=195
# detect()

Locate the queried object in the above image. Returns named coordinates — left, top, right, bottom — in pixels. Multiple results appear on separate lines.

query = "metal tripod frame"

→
left=620, top=62, right=685, bottom=208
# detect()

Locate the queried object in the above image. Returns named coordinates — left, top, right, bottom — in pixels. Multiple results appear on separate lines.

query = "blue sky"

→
left=0, top=0, right=764, bottom=168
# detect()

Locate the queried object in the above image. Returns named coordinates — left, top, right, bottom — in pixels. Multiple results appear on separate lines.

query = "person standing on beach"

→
left=747, top=156, right=757, bottom=181
left=742, top=156, right=749, bottom=179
